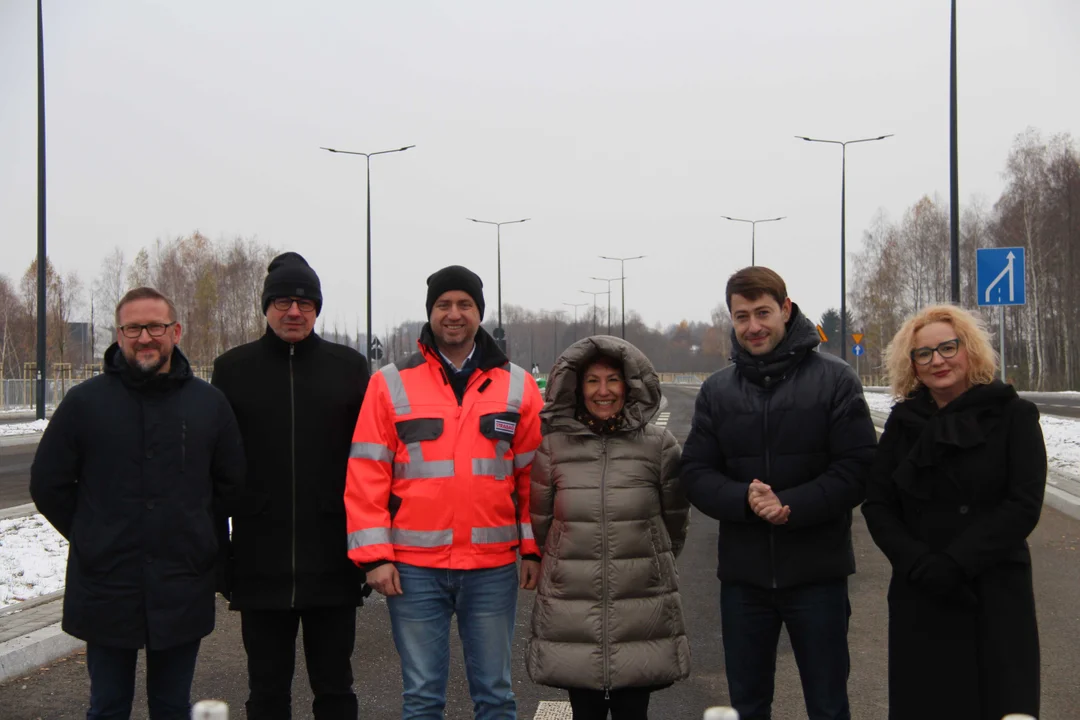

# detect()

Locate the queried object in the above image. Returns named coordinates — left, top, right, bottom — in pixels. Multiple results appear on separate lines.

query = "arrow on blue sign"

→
left=977, top=247, right=1026, bottom=307
left=852, top=344, right=865, bottom=356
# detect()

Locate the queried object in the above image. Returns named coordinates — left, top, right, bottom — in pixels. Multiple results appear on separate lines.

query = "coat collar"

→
left=260, top=325, right=322, bottom=356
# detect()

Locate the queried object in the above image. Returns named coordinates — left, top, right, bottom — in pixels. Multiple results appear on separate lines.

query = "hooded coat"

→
left=526, top=336, right=690, bottom=691
left=862, top=381, right=1044, bottom=720
left=30, top=344, right=245, bottom=649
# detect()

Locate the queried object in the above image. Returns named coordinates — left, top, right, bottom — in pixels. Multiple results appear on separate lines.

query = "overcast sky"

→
left=2, top=1, right=1077, bottom=336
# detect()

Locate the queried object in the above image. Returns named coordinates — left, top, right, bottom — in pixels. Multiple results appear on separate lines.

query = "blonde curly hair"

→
left=884, top=304, right=998, bottom=401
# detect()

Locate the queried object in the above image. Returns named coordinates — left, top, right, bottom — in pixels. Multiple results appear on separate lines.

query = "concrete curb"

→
left=0, top=503, right=39, bottom=522
left=0, top=621, right=84, bottom=684
left=0, top=433, right=43, bottom=448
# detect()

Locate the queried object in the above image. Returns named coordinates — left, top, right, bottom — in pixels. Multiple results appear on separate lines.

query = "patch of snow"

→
left=0, top=420, right=49, bottom=436
left=0, top=514, right=68, bottom=609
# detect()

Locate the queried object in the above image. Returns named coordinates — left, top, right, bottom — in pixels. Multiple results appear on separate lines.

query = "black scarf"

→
left=890, top=380, right=1017, bottom=498
left=576, top=407, right=626, bottom=435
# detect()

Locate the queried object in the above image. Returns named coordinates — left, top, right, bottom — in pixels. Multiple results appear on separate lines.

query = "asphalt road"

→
left=1, top=384, right=1079, bottom=718
left=0, top=444, right=35, bottom=510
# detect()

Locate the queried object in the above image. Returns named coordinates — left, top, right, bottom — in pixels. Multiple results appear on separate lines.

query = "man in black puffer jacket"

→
left=682, top=267, right=876, bottom=720
left=31, top=287, right=245, bottom=719
left=212, top=252, right=369, bottom=719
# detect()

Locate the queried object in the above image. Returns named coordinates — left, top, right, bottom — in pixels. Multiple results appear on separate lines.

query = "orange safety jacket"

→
left=345, top=328, right=543, bottom=570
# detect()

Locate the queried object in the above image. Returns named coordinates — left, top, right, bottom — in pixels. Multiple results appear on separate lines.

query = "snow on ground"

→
left=863, top=390, right=1079, bottom=477
left=0, top=514, right=68, bottom=609
left=0, top=420, right=49, bottom=436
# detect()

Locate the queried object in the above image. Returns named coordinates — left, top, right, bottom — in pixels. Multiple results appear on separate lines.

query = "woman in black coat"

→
left=862, top=304, right=1045, bottom=720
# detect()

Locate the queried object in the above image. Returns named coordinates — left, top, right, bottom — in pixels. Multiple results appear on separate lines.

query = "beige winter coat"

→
left=526, top=336, right=691, bottom=691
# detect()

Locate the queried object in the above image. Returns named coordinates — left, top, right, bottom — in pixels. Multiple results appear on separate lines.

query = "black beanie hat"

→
left=261, top=252, right=323, bottom=316
left=425, top=265, right=485, bottom=320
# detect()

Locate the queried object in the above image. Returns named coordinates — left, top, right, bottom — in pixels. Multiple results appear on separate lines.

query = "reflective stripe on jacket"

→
left=345, top=330, right=543, bottom=570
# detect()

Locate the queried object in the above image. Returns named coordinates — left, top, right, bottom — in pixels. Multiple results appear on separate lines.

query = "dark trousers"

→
left=567, top=687, right=653, bottom=720
left=86, top=639, right=201, bottom=720
left=720, top=579, right=851, bottom=720
left=240, top=607, right=358, bottom=720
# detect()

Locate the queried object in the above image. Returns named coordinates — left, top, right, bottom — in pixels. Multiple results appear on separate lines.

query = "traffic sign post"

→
left=977, top=247, right=1027, bottom=382
left=852, top=342, right=864, bottom=379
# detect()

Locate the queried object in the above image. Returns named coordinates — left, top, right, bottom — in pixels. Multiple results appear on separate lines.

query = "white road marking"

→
left=534, top=700, right=573, bottom=718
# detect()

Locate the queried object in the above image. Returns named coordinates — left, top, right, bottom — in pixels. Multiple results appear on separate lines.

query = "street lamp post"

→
left=795, top=134, right=892, bottom=361
left=36, top=0, right=47, bottom=420
left=599, top=255, right=645, bottom=339
left=320, top=144, right=414, bottom=365
left=562, top=302, right=588, bottom=343
left=467, top=217, right=530, bottom=353
left=719, top=215, right=786, bottom=266
left=580, top=290, right=610, bottom=336
left=590, top=276, right=621, bottom=334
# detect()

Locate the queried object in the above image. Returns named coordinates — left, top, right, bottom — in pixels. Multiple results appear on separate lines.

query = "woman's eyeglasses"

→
left=910, top=338, right=961, bottom=366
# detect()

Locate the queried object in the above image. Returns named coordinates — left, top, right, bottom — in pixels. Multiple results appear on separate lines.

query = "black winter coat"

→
left=862, top=382, right=1044, bottom=720
left=681, top=307, right=877, bottom=588
left=30, top=345, right=245, bottom=650
left=212, top=328, right=369, bottom=610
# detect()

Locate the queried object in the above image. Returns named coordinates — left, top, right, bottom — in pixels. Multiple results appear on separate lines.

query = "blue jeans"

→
left=85, top=639, right=201, bottom=720
left=720, top=580, right=851, bottom=720
left=387, top=562, right=518, bottom=720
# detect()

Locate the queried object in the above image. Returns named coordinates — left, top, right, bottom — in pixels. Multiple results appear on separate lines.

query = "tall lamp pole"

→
left=599, top=255, right=645, bottom=339
left=36, top=0, right=47, bottom=420
left=949, top=0, right=960, bottom=302
left=563, top=302, right=588, bottom=343
left=795, top=134, right=892, bottom=361
left=580, top=289, right=610, bottom=336
left=320, top=144, right=414, bottom=365
left=590, top=277, right=621, bottom=334
left=467, top=217, right=530, bottom=353
left=720, top=215, right=786, bottom=266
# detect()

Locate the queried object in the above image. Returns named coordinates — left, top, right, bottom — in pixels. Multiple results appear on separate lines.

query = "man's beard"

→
left=128, top=345, right=169, bottom=376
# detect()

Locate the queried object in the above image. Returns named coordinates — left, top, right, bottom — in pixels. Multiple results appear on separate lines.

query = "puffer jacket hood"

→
left=527, top=335, right=690, bottom=691
left=541, top=335, right=662, bottom=433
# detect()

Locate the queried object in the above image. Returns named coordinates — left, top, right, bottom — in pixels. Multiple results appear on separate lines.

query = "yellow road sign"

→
left=852, top=333, right=864, bottom=345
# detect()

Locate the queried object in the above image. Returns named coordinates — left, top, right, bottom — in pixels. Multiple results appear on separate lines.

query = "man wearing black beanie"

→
left=345, top=265, right=544, bottom=719
left=213, top=252, right=370, bottom=719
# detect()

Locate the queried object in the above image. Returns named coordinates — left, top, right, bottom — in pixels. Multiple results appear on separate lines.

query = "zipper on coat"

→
left=289, top=344, right=297, bottom=608
left=181, top=420, right=186, bottom=473
left=763, top=394, right=777, bottom=590
left=600, top=436, right=611, bottom=692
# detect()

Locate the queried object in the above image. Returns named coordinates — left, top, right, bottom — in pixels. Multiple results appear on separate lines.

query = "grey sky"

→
left=2, top=1, right=1077, bottom=338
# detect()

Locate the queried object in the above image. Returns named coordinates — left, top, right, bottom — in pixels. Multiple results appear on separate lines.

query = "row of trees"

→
left=851, top=128, right=1079, bottom=390
left=0, top=233, right=277, bottom=378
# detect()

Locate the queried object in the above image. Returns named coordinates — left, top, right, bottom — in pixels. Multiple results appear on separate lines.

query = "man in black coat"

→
left=30, top=287, right=245, bottom=720
left=212, top=252, right=370, bottom=719
left=681, top=267, right=877, bottom=720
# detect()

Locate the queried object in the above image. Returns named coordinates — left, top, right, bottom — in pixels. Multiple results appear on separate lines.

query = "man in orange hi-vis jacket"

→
left=345, top=265, right=543, bottom=719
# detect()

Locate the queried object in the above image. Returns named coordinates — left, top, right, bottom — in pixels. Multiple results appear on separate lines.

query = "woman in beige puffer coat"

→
left=526, top=336, right=690, bottom=720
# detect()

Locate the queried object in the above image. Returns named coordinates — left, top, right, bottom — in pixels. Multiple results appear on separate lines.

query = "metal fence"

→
left=0, top=379, right=86, bottom=412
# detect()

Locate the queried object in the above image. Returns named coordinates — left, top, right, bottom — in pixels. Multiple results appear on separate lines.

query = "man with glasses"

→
left=212, top=252, right=370, bottom=719
left=31, top=286, right=245, bottom=719
left=681, top=267, right=877, bottom=720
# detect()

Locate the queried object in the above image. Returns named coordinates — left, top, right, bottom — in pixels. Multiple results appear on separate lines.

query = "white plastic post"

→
left=191, top=700, right=229, bottom=720
left=703, top=707, right=739, bottom=720
left=1001, top=715, right=1037, bottom=720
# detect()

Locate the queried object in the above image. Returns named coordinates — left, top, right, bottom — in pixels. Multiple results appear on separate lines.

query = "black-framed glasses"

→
left=272, top=297, right=317, bottom=312
left=911, top=337, right=961, bottom=366
left=119, top=322, right=176, bottom=339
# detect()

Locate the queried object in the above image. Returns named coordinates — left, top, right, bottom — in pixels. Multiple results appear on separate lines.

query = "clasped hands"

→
left=747, top=479, right=791, bottom=525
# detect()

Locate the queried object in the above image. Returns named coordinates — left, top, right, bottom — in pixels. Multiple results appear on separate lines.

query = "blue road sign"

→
left=977, top=247, right=1026, bottom=306
left=852, top=343, right=865, bottom=356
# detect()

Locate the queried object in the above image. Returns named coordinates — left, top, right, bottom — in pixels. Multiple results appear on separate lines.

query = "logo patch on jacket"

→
left=494, top=419, right=517, bottom=435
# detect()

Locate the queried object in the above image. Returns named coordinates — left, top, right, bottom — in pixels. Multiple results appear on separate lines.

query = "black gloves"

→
left=909, top=552, right=978, bottom=607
